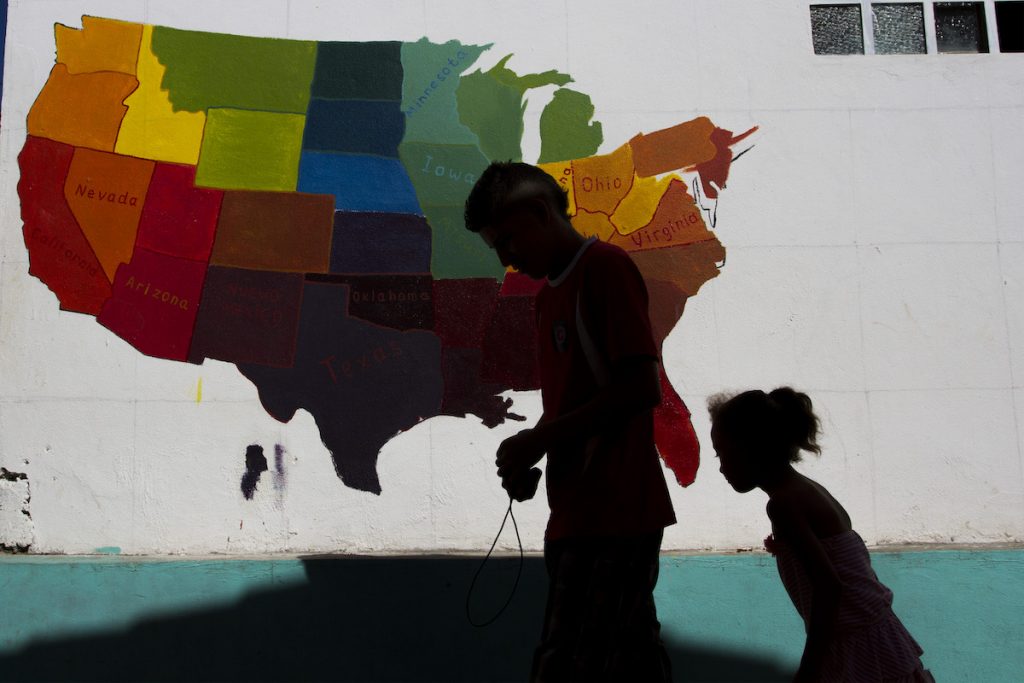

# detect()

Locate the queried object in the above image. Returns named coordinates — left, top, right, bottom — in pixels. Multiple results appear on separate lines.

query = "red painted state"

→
left=97, top=247, right=208, bottom=361
left=693, top=126, right=758, bottom=200
left=17, top=136, right=111, bottom=315
left=136, top=163, right=223, bottom=262
left=499, top=271, right=545, bottom=297
left=481, top=295, right=540, bottom=391
left=432, top=278, right=500, bottom=349
left=654, top=367, right=700, bottom=487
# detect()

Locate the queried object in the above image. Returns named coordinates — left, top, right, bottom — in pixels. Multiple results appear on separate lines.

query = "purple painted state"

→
left=238, top=281, right=445, bottom=494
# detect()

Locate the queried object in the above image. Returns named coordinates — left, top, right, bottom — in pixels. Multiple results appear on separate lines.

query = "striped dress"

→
left=770, top=530, right=934, bottom=682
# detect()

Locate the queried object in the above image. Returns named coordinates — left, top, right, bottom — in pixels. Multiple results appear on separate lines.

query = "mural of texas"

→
left=18, top=16, right=756, bottom=494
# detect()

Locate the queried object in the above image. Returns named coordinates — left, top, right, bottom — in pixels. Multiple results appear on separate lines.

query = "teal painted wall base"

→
left=0, top=549, right=1020, bottom=681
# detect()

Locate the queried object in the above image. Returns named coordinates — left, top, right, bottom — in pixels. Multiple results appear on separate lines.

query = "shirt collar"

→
left=547, top=236, right=598, bottom=288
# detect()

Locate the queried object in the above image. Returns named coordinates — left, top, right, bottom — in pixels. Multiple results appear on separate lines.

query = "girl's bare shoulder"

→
left=768, top=476, right=852, bottom=537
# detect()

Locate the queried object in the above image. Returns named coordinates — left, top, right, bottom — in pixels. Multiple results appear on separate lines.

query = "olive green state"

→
left=151, top=26, right=317, bottom=114
left=538, top=88, right=603, bottom=164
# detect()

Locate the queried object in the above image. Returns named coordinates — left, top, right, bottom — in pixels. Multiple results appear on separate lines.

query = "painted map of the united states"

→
left=18, top=17, right=755, bottom=494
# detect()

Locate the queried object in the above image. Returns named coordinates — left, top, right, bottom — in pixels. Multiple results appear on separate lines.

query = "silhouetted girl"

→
left=709, top=388, right=933, bottom=683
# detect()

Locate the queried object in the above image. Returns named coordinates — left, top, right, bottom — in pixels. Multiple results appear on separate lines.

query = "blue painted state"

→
left=1, top=0, right=7, bottom=107
left=0, top=549, right=1020, bottom=681
left=297, top=152, right=422, bottom=214
left=302, top=99, right=405, bottom=157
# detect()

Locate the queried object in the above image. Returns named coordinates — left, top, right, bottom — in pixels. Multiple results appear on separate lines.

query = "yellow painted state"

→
left=571, top=209, right=616, bottom=242
left=115, top=25, right=206, bottom=166
left=538, top=160, right=576, bottom=216
left=610, top=174, right=674, bottom=236
left=196, top=377, right=203, bottom=403
left=55, top=16, right=143, bottom=75
left=571, top=143, right=635, bottom=216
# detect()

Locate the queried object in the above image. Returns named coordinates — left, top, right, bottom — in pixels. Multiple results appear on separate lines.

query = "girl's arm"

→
left=768, top=497, right=842, bottom=683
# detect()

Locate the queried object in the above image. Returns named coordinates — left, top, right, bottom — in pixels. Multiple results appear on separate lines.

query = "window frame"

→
left=811, top=1, right=1009, bottom=53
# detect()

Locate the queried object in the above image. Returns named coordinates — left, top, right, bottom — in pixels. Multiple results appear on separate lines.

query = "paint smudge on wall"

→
left=273, top=444, right=286, bottom=493
left=240, top=445, right=268, bottom=500
left=0, top=468, right=34, bottom=552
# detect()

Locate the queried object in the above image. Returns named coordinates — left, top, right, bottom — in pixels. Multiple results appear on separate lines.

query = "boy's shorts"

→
left=530, top=531, right=672, bottom=683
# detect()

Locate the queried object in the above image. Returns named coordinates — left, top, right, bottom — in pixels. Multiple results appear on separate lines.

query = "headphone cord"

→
left=465, top=497, right=524, bottom=628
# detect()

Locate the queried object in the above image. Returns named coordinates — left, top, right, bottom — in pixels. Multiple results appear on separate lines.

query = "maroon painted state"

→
left=97, top=247, right=208, bottom=361
left=189, top=265, right=305, bottom=367
left=480, top=295, right=540, bottom=391
left=17, top=136, right=111, bottom=314
left=432, top=278, right=500, bottom=349
left=136, top=163, right=223, bottom=262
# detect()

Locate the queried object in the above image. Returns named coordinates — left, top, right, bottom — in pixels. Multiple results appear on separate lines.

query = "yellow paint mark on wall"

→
left=196, top=377, right=203, bottom=403
left=115, top=24, right=206, bottom=165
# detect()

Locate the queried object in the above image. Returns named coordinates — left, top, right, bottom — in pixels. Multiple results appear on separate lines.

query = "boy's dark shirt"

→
left=535, top=239, right=677, bottom=541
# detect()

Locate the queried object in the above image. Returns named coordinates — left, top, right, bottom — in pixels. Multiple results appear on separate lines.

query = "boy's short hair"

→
left=464, top=161, right=570, bottom=233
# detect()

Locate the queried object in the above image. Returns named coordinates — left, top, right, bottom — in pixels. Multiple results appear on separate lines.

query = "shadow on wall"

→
left=0, top=556, right=791, bottom=682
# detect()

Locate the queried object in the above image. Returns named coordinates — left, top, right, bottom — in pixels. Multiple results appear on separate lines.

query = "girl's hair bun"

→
left=708, top=387, right=822, bottom=463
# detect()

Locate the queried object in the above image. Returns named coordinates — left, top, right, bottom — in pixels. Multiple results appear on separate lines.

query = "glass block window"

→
left=934, top=2, right=990, bottom=53
left=995, top=1, right=1024, bottom=52
left=810, top=4, right=866, bottom=54
left=872, top=3, right=926, bottom=53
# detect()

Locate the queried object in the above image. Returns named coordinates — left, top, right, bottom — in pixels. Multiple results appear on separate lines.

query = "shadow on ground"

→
left=0, top=556, right=791, bottom=682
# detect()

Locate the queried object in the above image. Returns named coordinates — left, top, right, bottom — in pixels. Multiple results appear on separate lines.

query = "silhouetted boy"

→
left=465, top=161, right=676, bottom=682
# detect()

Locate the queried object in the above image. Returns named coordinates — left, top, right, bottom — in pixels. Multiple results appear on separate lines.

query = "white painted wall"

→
left=1, top=0, right=1021, bottom=553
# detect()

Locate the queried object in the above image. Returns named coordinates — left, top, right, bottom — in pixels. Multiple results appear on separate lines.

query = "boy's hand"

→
left=502, top=466, right=542, bottom=502
left=496, top=428, right=546, bottom=478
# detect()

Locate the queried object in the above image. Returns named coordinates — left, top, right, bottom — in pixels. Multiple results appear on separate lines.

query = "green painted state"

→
left=538, top=88, right=603, bottom=163
left=312, top=41, right=404, bottom=101
left=398, top=141, right=488, bottom=206
left=456, top=55, right=571, bottom=162
left=400, top=39, right=489, bottom=145
left=398, top=140, right=499, bottom=278
left=196, top=109, right=306, bottom=191
left=422, top=203, right=507, bottom=280
left=151, top=27, right=317, bottom=114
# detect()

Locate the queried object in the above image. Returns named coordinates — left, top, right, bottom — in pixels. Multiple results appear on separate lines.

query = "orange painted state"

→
left=56, top=16, right=143, bottom=75
left=64, top=148, right=155, bottom=282
left=643, top=278, right=689, bottom=348
left=571, top=143, right=635, bottom=216
left=211, top=191, right=335, bottom=273
left=630, top=239, right=726, bottom=298
left=610, top=179, right=712, bottom=253
left=629, top=117, right=717, bottom=178
left=27, top=65, right=138, bottom=152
